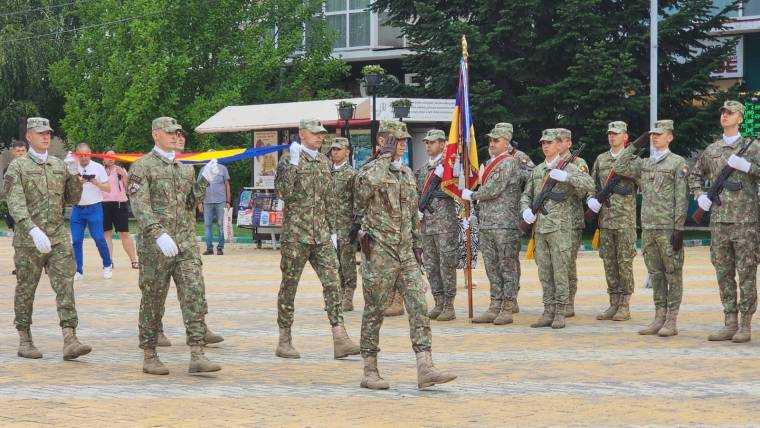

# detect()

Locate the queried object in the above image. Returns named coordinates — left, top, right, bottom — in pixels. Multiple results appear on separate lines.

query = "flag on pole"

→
left=441, top=53, right=479, bottom=200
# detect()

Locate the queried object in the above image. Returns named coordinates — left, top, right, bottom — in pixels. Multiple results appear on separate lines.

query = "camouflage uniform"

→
left=330, top=138, right=359, bottom=309
left=615, top=120, right=688, bottom=336
left=689, top=101, right=760, bottom=341
left=471, top=123, right=533, bottom=323
left=5, top=150, right=83, bottom=332
left=416, top=129, right=459, bottom=318
left=591, top=121, right=638, bottom=320
left=275, top=122, right=343, bottom=331
left=520, top=129, right=594, bottom=326
left=129, top=148, right=210, bottom=349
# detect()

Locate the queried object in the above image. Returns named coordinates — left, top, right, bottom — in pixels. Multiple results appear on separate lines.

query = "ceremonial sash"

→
left=420, top=163, right=439, bottom=196
left=480, top=152, right=511, bottom=186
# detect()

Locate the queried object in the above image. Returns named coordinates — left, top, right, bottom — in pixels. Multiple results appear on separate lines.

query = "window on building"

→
left=744, top=0, right=760, bottom=16
left=325, top=0, right=371, bottom=49
left=712, top=0, right=740, bottom=17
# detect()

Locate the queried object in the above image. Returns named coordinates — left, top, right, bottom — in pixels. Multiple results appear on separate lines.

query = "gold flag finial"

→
left=461, top=35, right=468, bottom=60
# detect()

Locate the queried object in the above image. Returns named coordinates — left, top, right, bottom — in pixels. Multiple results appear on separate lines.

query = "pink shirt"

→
left=101, top=167, right=128, bottom=202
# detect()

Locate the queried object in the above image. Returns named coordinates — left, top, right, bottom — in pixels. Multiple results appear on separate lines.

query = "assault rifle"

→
left=584, top=132, right=649, bottom=222
left=517, top=143, right=586, bottom=235
left=418, top=174, right=442, bottom=213
left=692, top=137, right=754, bottom=224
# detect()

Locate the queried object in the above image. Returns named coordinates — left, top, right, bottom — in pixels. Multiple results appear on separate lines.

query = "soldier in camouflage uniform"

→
left=690, top=101, right=760, bottom=343
left=274, top=118, right=359, bottom=360
left=417, top=129, right=459, bottom=322
left=464, top=123, right=533, bottom=325
left=5, top=117, right=92, bottom=361
left=129, top=117, right=221, bottom=375
left=587, top=121, right=638, bottom=321
left=615, top=120, right=688, bottom=337
left=329, top=137, right=360, bottom=311
left=355, top=119, right=456, bottom=390
left=154, top=130, right=224, bottom=347
left=520, top=129, right=594, bottom=329
left=556, top=128, right=589, bottom=317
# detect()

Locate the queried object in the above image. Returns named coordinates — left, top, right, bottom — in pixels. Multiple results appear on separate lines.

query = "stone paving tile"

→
left=0, top=239, right=756, bottom=426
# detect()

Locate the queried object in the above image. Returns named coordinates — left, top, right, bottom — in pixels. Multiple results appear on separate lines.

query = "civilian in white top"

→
left=70, top=142, right=113, bottom=280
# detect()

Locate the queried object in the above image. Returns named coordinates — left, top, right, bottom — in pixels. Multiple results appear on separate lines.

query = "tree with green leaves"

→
left=374, top=0, right=741, bottom=161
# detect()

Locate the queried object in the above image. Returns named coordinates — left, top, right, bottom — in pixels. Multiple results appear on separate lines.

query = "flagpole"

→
left=461, top=35, right=474, bottom=320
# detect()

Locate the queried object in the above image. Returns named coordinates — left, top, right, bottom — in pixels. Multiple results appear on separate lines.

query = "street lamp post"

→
left=364, top=73, right=381, bottom=151
left=650, top=0, right=658, bottom=128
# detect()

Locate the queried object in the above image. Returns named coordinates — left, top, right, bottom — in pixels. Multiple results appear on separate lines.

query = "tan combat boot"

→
left=472, top=299, right=501, bottom=323
left=638, top=307, right=666, bottom=335
left=708, top=312, right=738, bottom=341
left=657, top=308, right=679, bottom=337
left=383, top=289, right=405, bottom=317
left=530, top=305, right=555, bottom=328
left=189, top=345, right=222, bottom=373
left=428, top=296, right=444, bottom=320
left=275, top=327, right=301, bottom=359
left=416, top=351, right=457, bottom=389
left=597, top=294, right=620, bottom=320
left=732, top=312, right=752, bottom=343
left=157, top=331, right=172, bottom=347
left=360, top=355, right=390, bottom=390
left=552, top=304, right=566, bottom=329
left=204, top=322, right=224, bottom=344
left=17, top=328, right=42, bottom=359
left=436, top=298, right=456, bottom=321
left=565, top=292, right=576, bottom=318
left=506, top=298, right=520, bottom=314
left=62, top=327, right=92, bottom=361
left=332, top=325, right=361, bottom=359
left=492, top=300, right=513, bottom=325
left=612, top=294, right=631, bottom=321
left=143, top=348, right=169, bottom=375
left=342, top=287, right=355, bottom=312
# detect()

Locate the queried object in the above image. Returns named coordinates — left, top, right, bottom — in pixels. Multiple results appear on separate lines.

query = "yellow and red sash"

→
left=480, top=151, right=511, bottom=186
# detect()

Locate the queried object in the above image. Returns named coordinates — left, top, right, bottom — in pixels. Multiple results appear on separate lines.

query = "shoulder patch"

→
left=677, top=165, right=688, bottom=178
left=579, top=164, right=589, bottom=173
left=128, top=175, right=143, bottom=195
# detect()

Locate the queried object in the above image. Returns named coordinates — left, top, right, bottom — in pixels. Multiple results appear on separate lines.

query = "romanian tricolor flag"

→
left=441, top=41, right=479, bottom=201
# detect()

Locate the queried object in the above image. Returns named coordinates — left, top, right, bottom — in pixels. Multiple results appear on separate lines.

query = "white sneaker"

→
left=74, top=272, right=84, bottom=281
left=103, top=265, right=113, bottom=279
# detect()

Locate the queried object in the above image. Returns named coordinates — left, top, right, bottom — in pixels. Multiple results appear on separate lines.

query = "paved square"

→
left=0, top=237, right=757, bottom=426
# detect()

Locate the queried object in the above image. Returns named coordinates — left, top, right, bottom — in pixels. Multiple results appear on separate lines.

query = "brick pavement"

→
left=0, top=237, right=758, bottom=426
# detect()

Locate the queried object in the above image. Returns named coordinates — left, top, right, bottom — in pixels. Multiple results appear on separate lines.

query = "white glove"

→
left=289, top=142, right=301, bottom=166
left=586, top=197, right=602, bottom=213
left=727, top=154, right=751, bottom=173
left=434, top=164, right=444, bottom=178
left=29, top=226, right=52, bottom=254
left=461, top=189, right=473, bottom=201
left=522, top=208, right=537, bottom=224
left=330, top=233, right=338, bottom=249
left=549, top=169, right=568, bottom=182
left=201, top=159, right=220, bottom=181
left=417, top=211, right=424, bottom=220
left=453, top=162, right=462, bottom=177
left=63, top=151, right=78, bottom=175
left=155, top=233, right=179, bottom=257
left=697, top=194, right=712, bottom=211
left=462, top=218, right=470, bottom=231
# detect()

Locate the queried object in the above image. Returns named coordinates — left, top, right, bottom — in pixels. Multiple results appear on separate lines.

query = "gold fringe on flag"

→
left=591, top=228, right=601, bottom=250
left=525, top=227, right=537, bottom=260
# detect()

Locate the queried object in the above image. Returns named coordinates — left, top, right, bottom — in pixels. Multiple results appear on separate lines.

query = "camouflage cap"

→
left=26, top=117, right=52, bottom=133
left=423, top=129, right=447, bottom=141
left=397, top=121, right=412, bottom=139
left=330, top=137, right=350, bottom=149
left=607, top=121, right=628, bottom=134
left=556, top=128, right=572, bottom=140
left=487, top=123, right=514, bottom=139
left=379, top=119, right=411, bottom=139
left=720, top=100, right=745, bottom=116
left=152, top=117, right=183, bottom=132
left=299, top=118, right=327, bottom=134
left=650, top=119, right=674, bottom=134
left=540, top=128, right=561, bottom=142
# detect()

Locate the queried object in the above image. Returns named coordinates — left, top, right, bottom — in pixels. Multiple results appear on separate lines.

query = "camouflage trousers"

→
left=138, top=249, right=207, bottom=349
left=336, top=236, right=358, bottom=295
left=277, top=240, right=343, bottom=329
left=641, top=229, right=683, bottom=310
left=534, top=230, right=572, bottom=305
left=421, top=232, right=458, bottom=300
left=568, top=229, right=582, bottom=296
left=360, top=241, right=432, bottom=357
left=710, top=223, right=758, bottom=315
left=599, top=227, right=637, bottom=296
left=13, top=243, right=78, bottom=330
left=157, top=280, right=209, bottom=334
left=480, top=228, right=521, bottom=302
